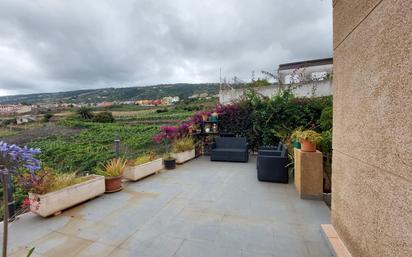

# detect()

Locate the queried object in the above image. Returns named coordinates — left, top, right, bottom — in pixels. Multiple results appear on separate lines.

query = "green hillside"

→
left=0, top=83, right=220, bottom=104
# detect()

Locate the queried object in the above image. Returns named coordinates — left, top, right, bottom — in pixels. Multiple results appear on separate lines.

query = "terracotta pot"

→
left=104, top=175, right=123, bottom=193
left=300, top=139, right=316, bottom=152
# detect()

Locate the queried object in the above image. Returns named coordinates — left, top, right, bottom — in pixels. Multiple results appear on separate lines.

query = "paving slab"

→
left=1, top=156, right=333, bottom=257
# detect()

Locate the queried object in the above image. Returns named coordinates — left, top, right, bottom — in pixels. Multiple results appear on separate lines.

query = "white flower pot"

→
left=124, top=158, right=163, bottom=181
left=29, top=175, right=105, bottom=217
left=171, top=149, right=195, bottom=164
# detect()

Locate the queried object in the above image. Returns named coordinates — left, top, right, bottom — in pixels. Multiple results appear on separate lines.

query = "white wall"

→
left=219, top=80, right=332, bottom=105
left=278, top=64, right=333, bottom=84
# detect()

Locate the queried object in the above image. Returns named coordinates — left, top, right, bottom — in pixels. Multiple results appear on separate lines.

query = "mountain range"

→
left=0, top=83, right=220, bottom=104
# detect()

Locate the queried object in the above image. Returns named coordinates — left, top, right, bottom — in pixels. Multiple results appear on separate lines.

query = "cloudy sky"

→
left=0, top=0, right=332, bottom=96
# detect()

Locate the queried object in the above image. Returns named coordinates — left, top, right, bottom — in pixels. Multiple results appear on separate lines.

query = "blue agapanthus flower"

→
left=0, top=141, right=41, bottom=174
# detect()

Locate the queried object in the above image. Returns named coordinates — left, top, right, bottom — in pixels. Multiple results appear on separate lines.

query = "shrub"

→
left=43, top=113, right=53, bottom=122
left=156, top=108, right=169, bottom=113
left=214, top=102, right=255, bottom=145
left=93, top=111, right=115, bottom=123
left=320, top=107, right=333, bottom=131
left=319, top=130, right=332, bottom=155
left=77, top=107, right=94, bottom=120
left=171, top=137, right=194, bottom=153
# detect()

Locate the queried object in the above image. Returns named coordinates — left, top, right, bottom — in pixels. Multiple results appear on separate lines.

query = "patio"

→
left=4, top=157, right=332, bottom=257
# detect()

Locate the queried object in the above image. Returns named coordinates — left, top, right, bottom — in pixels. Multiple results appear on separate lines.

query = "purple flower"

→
left=0, top=141, right=41, bottom=174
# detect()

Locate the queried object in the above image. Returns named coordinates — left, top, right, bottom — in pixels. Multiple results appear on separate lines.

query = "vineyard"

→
left=25, top=108, right=198, bottom=173
left=0, top=99, right=218, bottom=176
left=29, top=122, right=160, bottom=174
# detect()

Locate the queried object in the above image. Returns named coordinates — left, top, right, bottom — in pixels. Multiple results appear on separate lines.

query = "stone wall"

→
left=219, top=80, right=332, bottom=105
left=332, top=0, right=412, bottom=256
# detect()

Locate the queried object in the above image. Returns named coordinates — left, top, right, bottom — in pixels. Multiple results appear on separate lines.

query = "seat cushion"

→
left=212, top=148, right=246, bottom=153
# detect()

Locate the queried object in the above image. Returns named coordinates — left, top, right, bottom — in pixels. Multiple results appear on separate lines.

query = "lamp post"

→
left=114, top=138, right=120, bottom=159
left=1, top=166, right=9, bottom=257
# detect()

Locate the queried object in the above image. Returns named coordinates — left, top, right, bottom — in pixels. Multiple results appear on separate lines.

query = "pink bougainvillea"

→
left=152, top=125, right=179, bottom=143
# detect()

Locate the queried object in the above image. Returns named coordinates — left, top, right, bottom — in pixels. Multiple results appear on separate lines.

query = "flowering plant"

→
left=0, top=141, right=41, bottom=256
left=190, top=111, right=211, bottom=125
left=0, top=141, right=41, bottom=175
left=153, top=126, right=179, bottom=159
left=177, top=122, right=192, bottom=137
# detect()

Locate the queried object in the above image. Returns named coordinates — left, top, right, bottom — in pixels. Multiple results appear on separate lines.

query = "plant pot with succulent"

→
left=171, top=137, right=195, bottom=164
left=290, top=128, right=303, bottom=149
left=19, top=167, right=105, bottom=217
left=299, top=130, right=323, bottom=152
left=124, top=152, right=163, bottom=181
left=96, top=158, right=127, bottom=193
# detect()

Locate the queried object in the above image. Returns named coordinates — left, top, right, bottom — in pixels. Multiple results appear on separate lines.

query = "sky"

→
left=0, top=0, right=332, bottom=96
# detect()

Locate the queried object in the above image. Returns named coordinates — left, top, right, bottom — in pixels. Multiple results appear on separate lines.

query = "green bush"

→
left=43, top=113, right=54, bottom=122
left=216, top=90, right=333, bottom=150
left=77, top=107, right=94, bottom=120
left=156, top=108, right=169, bottom=113
left=93, top=111, right=115, bottom=123
left=320, top=107, right=333, bottom=131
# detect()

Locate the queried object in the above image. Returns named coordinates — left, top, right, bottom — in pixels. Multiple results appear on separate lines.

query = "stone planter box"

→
left=124, top=158, right=163, bottom=181
left=29, top=175, right=105, bottom=217
left=171, top=149, right=195, bottom=164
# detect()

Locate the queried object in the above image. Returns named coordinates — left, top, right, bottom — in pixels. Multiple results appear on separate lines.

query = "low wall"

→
left=219, top=80, right=332, bottom=104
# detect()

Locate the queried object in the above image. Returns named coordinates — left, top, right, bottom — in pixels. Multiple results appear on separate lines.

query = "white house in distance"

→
left=161, top=96, right=180, bottom=105
left=278, top=57, right=333, bottom=84
left=219, top=57, right=333, bottom=105
left=0, top=104, right=32, bottom=116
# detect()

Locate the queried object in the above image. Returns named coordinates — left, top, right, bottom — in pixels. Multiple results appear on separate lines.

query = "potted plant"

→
left=20, top=168, right=105, bottom=217
left=210, top=112, right=219, bottom=122
left=153, top=125, right=178, bottom=170
left=163, top=153, right=176, bottom=170
left=290, top=128, right=303, bottom=149
left=96, top=158, right=127, bottom=193
left=124, top=152, right=163, bottom=181
left=299, top=130, right=323, bottom=152
left=171, top=137, right=195, bottom=164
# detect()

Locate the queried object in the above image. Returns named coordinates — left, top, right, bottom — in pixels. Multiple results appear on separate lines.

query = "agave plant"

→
left=96, top=158, right=127, bottom=177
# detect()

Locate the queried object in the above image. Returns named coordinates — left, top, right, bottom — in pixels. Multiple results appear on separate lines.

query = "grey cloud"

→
left=0, top=0, right=332, bottom=95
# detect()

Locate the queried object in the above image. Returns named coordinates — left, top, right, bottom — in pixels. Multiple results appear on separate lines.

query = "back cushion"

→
left=216, top=137, right=247, bottom=148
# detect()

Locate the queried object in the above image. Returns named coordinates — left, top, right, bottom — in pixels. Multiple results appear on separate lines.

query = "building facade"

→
left=278, top=58, right=333, bottom=85
left=331, top=0, right=411, bottom=256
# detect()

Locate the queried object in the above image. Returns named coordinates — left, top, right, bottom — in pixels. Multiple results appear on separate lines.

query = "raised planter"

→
left=124, top=158, right=163, bottom=181
left=29, top=175, right=105, bottom=217
left=171, top=149, right=195, bottom=164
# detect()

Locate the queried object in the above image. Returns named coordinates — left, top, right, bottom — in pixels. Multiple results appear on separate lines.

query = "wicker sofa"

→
left=257, top=143, right=289, bottom=183
left=210, top=137, right=249, bottom=162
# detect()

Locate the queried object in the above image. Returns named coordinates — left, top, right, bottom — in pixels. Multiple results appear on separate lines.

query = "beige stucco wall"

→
left=332, top=0, right=412, bottom=257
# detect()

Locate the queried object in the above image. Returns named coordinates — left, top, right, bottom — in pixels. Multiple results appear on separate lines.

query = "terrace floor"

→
left=4, top=157, right=332, bottom=257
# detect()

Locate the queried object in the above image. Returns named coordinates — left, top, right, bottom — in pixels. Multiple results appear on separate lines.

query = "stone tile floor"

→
left=2, top=156, right=332, bottom=257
